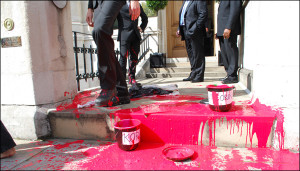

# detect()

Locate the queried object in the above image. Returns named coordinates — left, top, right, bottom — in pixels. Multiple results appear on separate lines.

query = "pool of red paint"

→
left=109, top=99, right=283, bottom=149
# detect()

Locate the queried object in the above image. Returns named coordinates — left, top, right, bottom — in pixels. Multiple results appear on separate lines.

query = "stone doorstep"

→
left=150, top=66, right=225, bottom=73
left=166, top=62, right=219, bottom=68
left=48, top=104, right=275, bottom=148
left=146, top=72, right=227, bottom=78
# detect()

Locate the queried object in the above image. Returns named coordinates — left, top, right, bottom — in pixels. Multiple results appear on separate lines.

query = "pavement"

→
left=1, top=77, right=299, bottom=170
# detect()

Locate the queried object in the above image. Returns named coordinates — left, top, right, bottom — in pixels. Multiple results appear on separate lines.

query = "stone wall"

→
left=1, top=1, right=76, bottom=140
left=242, top=1, right=299, bottom=150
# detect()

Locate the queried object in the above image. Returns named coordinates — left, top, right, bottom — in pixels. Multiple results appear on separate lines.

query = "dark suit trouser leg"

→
left=1, top=121, right=16, bottom=153
left=184, top=34, right=195, bottom=78
left=119, top=40, right=129, bottom=79
left=92, top=1, right=128, bottom=96
left=128, top=37, right=140, bottom=80
left=189, top=37, right=205, bottom=80
left=219, top=36, right=239, bottom=77
left=219, top=37, right=229, bottom=73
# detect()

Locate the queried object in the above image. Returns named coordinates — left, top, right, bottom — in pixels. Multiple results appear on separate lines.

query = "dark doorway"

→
left=204, top=0, right=214, bottom=57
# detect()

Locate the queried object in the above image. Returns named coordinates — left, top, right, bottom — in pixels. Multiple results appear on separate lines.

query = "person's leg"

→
left=1, top=121, right=16, bottom=159
left=219, top=37, right=229, bottom=73
left=119, top=40, right=129, bottom=81
left=225, top=35, right=239, bottom=78
left=92, top=1, right=127, bottom=106
left=221, top=35, right=239, bottom=84
left=128, top=34, right=140, bottom=84
left=183, top=28, right=195, bottom=81
left=190, top=37, right=205, bottom=82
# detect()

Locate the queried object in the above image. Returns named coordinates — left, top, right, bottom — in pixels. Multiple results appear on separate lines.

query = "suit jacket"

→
left=216, top=0, right=242, bottom=36
left=178, top=0, right=207, bottom=40
left=88, top=0, right=98, bottom=9
left=116, top=3, right=148, bottom=42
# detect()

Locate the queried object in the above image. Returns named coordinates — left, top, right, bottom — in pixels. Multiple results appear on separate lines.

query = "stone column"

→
left=1, top=1, right=77, bottom=140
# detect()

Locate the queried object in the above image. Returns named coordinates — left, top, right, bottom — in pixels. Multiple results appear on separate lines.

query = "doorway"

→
left=165, top=1, right=215, bottom=58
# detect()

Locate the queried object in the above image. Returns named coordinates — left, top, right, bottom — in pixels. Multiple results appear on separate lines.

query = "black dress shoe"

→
left=219, top=76, right=228, bottom=81
left=191, top=78, right=204, bottom=83
left=183, top=77, right=193, bottom=81
left=222, top=77, right=238, bottom=84
left=95, top=89, right=117, bottom=107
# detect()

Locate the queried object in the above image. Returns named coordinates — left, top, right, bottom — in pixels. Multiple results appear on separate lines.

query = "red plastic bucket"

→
left=207, top=84, right=235, bottom=112
left=114, top=119, right=141, bottom=151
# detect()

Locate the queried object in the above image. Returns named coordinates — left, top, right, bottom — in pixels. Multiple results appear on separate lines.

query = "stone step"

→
left=48, top=103, right=276, bottom=148
left=48, top=87, right=277, bottom=148
left=150, top=66, right=225, bottom=73
left=146, top=72, right=227, bottom=78
left=166, top=62, right=220, bottom=68
left=166, top=56, right=217, bottom=63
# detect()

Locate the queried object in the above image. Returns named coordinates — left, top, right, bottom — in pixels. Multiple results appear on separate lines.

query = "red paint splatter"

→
left=56, top=90, right=98, bottom=111
left=64, top=91, right=70, bottom=97
left=54, top=140, right=84, bottom=150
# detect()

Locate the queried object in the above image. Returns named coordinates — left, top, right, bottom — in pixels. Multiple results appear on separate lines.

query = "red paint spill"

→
left=65, top=142, right=299, bottom=170
left=17, top=90, right=294, bottom=170
left=56, top=90, right=98, bottom=111
left=54, top=140, right=84, bottom=150
left=109, top=99, right=284, bottom=149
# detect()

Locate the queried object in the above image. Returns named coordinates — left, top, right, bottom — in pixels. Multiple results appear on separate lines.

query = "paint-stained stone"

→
left=3, top=139, right=298, bottom=170
left=0, top=140, right=50, bottom=170
left=47, top=78, right=283, bottom=149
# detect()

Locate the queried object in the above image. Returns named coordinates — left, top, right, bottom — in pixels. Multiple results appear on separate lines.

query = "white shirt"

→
left=180, top=1, right=190, bottom=26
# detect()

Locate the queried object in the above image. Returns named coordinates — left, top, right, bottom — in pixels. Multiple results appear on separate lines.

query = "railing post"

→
left=82, top=44, right=88, bottom=82
left=89, top=45, right=94, bottom=80
left=73, top=32, right=80, bottom=91
left=72, top=31, right=153, bottom=91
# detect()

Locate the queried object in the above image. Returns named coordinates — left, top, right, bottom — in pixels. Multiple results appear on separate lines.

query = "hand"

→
left=86, top=8, right=94, bottom=27
left=138, top=26, right=143, bottom=33
left=176, top=30, right=181, bottom=38
left=206, top=28, right=209, bottom=32
left=223, top=29, right=231, bottom=39
left=129, top=0, right=140, bottom=21
left=214, top=33, right=218, bottom=40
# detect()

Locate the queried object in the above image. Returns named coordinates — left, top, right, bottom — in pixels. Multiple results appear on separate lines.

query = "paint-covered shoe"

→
left=112, top=95, right=131, bottom=105
left=129, top=78, right=142, bottom=86
left=95, top=88, right=117, bottom=107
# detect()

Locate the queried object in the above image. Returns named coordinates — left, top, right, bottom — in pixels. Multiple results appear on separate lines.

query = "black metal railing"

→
left=73, top=31, right=151, bottom=91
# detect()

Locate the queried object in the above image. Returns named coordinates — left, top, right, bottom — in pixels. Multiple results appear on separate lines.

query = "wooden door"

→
left=166, top=1, right=188, bottom=58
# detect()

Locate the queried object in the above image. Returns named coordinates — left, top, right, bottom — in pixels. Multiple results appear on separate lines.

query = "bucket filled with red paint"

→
left=207, top=84, right=235, bottom=112
left=114, top=119, right=141, bottom=151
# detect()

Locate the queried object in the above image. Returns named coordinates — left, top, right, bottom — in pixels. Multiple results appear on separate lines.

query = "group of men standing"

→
left=178, top=0, right=242, bottom=84
left=85, top=0, right=242, bottom=107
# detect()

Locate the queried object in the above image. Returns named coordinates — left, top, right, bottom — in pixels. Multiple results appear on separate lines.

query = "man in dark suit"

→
left=86, top=0, right=140, bottom=106
left=216, top=0, right=242, bottom=84
left=117, top=3, right=148, bottom=86
left=176, top=0, right=208, bottom=83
